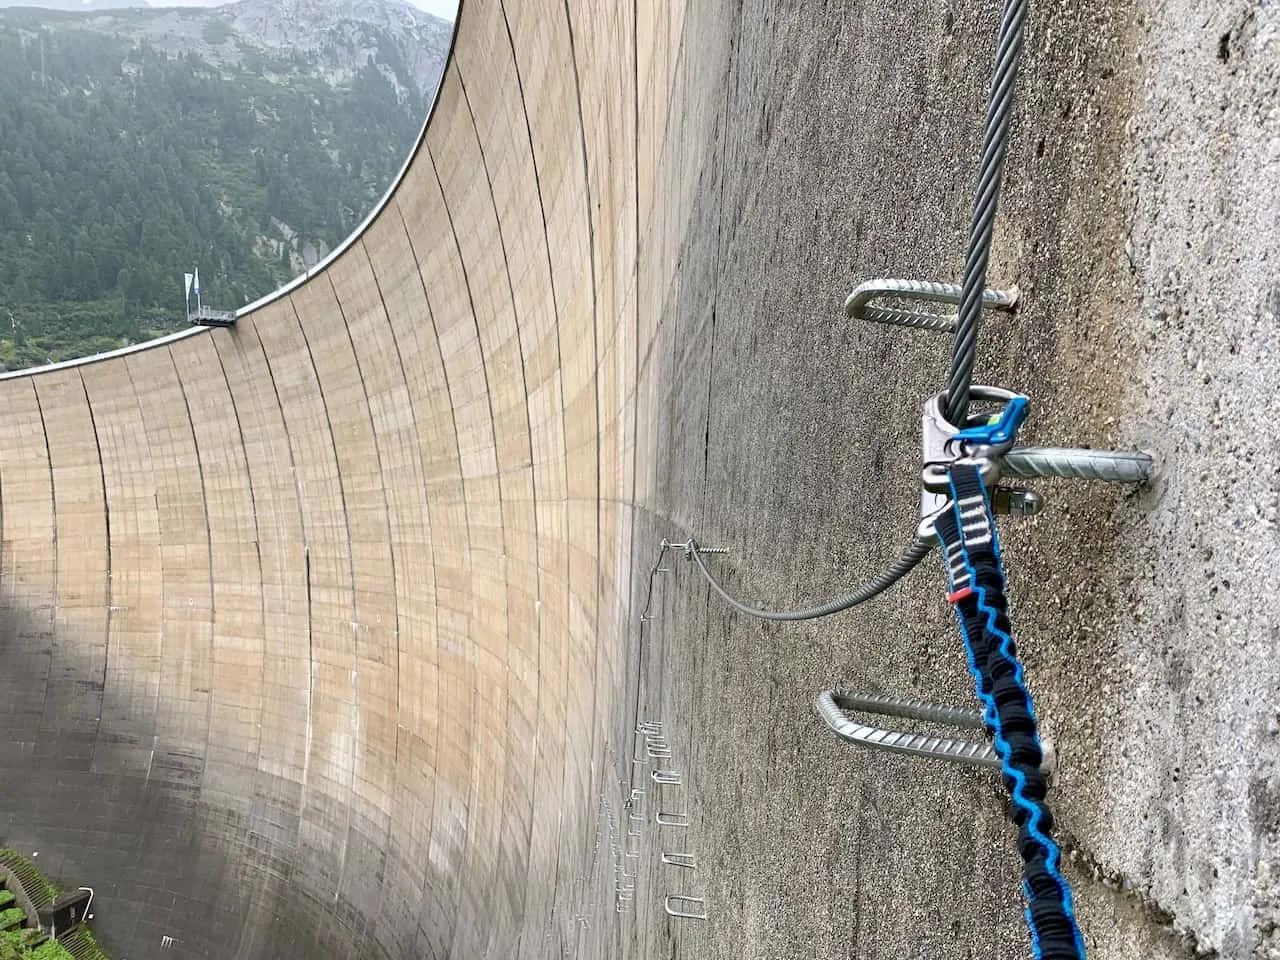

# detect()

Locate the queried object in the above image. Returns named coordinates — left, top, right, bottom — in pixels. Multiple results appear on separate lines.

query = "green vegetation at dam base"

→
left=0, top=850, right=111, bottom=960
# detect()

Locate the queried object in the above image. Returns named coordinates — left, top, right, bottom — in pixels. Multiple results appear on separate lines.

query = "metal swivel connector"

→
left=991, top=487, right=1043, bottom=517
left=918, top=386, right=1152, bottom=539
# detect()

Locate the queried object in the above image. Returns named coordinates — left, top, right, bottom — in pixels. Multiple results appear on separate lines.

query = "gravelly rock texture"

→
left=610, top=2, right=1278, bottom=959
left=0, top=2, right=1273, bottom=959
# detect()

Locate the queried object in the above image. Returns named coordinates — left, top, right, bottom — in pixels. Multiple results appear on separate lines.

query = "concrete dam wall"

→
left=1, top=0, right=1278, bottom=958
left=0, top=0, right=651, bottom=954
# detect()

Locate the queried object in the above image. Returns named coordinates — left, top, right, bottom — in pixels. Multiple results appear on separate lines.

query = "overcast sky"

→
left=1, top=0, right=459, bottom=25
left=95, top=0, right=459, bottom=19
left=402, top=0, right=455, bottom=18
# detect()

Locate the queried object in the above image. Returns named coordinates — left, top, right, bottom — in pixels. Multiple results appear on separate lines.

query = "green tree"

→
left=0, top=4, right=430, bottom=369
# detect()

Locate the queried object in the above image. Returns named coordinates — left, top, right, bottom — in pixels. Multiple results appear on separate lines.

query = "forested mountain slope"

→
left=0, top=0, right=451, bottom=370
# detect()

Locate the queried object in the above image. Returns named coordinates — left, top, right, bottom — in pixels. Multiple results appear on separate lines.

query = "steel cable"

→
left=686, top=537, right=932, bottom=622
left=945, top=0, right=1030, bottom=425
left=678, top=0, right=1031, bottom=620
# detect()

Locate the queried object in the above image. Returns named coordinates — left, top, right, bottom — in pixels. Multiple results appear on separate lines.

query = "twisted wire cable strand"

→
left=663, top=1, right=1034, bottom=622
left=685, top=537, right=932, bottom=621
left=944, top=0, right=1031, bottom=425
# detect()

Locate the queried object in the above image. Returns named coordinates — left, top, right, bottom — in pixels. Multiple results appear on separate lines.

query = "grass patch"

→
left=0, top=849, right=113, bottom=959
left=0, top=926, right=74, bottom=960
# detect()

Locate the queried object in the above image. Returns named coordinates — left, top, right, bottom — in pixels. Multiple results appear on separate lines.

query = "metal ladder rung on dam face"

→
left=815, top=691, right=1000, bottom=769
left=664, top=895, right=707, bottom=920
left=814, top=690, right=1060, bottom=779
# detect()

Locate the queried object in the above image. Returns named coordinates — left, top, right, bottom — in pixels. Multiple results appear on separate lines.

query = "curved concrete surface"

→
left=0, top=1, right=631, bottom=954
left=2, top=1, right=1278, bottom=959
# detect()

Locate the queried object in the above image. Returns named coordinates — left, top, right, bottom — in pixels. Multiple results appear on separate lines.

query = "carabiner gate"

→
left=918, top=386, right=1030, bottom=538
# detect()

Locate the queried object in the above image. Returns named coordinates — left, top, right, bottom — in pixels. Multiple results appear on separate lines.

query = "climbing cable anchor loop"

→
left=657, top=384, right=1151, bottom=624
left=919, top=385, right=1030, bottom=539
left=916, top=384, right=1154, bottom=540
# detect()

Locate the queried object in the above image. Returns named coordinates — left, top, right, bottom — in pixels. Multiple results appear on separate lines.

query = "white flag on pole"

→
left=184, top=272, right=193, bottom=299
left=193, top=268, right=200, bottom=297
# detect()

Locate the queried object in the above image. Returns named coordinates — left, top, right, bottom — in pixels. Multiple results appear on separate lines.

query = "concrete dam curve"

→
left=2, top=0, right=1278, bottom=959
left=0, top=0, right=639, bottom=954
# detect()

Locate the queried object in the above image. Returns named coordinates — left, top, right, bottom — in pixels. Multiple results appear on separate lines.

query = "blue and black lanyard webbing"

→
left=934, top=462, right=1086, bottom=960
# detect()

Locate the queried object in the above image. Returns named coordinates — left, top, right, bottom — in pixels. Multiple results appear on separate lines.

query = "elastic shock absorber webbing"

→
left=934, top=462, right=1085, bottom=960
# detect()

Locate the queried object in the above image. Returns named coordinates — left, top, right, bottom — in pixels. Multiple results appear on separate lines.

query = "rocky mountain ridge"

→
left=0, top=0, right=452, bottom=104
left=0, top=0, right=452, bottom=370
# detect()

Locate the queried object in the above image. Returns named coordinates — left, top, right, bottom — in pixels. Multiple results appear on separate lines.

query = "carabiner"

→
left=918, top=386, right=1030, bottom=538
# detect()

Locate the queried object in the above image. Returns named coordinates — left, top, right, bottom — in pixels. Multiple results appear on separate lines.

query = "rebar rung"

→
left=1002, top=446, right=1153, bottom=485
left=663, top=538, right=729, bottom=556
left=662, top=852, right=697, bottom=869
left=816, top=690, right=999, bottom=770
left=830, top=691, right=985, bottom=730
left=664, top=895, right=708, bottom=920
left=817, top=690, right=1057, bottom=779
left=845, top=278, right=1018, bottom=332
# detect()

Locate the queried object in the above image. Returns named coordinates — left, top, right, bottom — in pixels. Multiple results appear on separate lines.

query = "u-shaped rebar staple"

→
left=662, top=852, right=697, bottom=869
left=664, top=895, right=708, bottom=919
left=816, top=690, right=1059, bottom=779
left=656, top=811, right=689, bottom=827
left=816, top=690, right=1000, bottom=769
left=845, top=278, right=1018, bottom=332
